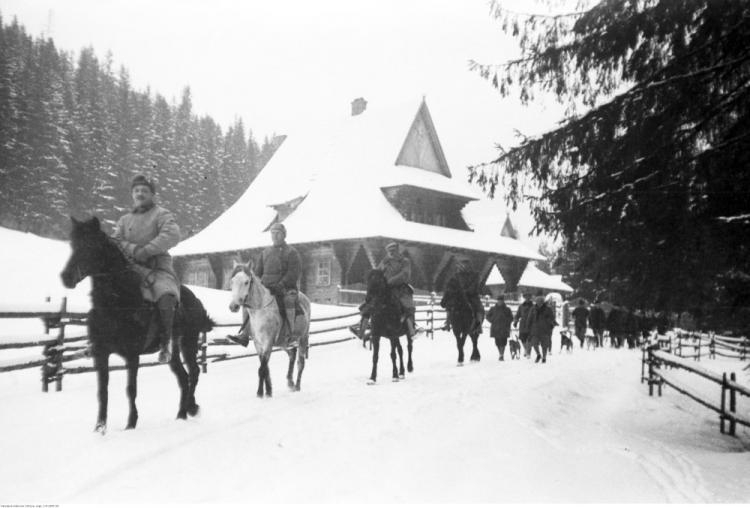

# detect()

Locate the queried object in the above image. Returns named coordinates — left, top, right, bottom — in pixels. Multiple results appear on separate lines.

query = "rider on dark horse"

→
left=230, top=222, right=302, bottom=347
left=113, top=174, right=181, bottom=363
left=358, top=241, right=416, bottom=340
left=440, top=258, right=484, bottom=335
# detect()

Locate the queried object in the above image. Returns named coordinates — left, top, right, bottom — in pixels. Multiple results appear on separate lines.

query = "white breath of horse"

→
left=228, top=261, right=311, bottom=397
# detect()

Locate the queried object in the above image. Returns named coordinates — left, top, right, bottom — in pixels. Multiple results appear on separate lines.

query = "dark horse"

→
left=60, top=217, right=213, bottom=434
left=442, top=292, right=482, bottom=365
left=364, top=269, right=410, bottom=384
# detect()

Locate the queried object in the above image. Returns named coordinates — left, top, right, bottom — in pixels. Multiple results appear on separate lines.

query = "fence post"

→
left=428, top=292, right=435, bottom=340
left=336, top=284, right=341, bottom=306
left=720, top=373, right=727, bottom=434
left=641, top=346, right=646, bottom=384
left=200, top=331, right=208, bottom=374
left=729, top=372, right=737, bottom=436
left=648, top=346, right=655, bottom=396
left=709, top=332, right=716, bottom=359
left=55, top=297, right=67, bottom=392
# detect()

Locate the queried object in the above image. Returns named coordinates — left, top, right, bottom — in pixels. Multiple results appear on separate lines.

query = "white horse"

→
left=228, top=261, right=311, bottom=397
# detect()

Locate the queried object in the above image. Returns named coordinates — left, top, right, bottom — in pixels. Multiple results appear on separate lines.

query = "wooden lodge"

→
left=172, top=98, right=543, bottom=304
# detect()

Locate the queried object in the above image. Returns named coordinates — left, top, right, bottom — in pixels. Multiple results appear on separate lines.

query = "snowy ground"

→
left=1, top=330, right=749, bottom=504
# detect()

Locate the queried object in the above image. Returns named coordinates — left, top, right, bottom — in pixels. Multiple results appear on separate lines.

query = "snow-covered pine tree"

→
left=470, top=0, right=750, bottom=329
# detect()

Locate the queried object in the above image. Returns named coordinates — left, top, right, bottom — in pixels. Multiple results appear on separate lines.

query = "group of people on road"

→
left=486, top=291, right=557, bottom=363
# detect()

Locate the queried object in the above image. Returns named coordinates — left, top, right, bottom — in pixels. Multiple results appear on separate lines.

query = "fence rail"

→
left=642, top=339, right=750, bottom=437
left=0, top=294, right=452, bottom=390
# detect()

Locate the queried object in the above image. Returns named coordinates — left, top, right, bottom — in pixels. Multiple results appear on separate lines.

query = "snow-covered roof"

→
left=173, top=98, right=539, bottom=261
left=518, top=264, right=573, bottom=293
left=485, top=261, right=573, bottom=293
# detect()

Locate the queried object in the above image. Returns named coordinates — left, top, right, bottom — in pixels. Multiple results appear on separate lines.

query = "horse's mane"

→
left=73, top=217, right=143, bottom=307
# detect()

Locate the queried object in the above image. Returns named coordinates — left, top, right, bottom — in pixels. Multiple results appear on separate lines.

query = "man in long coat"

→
left=514, top=292, right=534, bottom=358
left=114, top=174, right=181, bottom=363
left=486, top=295, right=513, bottom=360
left=376, top=241, right=416, bottom=337
left=528, top=291, right=556, bottom=363
left=571, top=299, right=590, bottom=348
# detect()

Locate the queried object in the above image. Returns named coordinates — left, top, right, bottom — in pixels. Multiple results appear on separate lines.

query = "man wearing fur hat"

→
left=114, top=174, right=181, bottom=363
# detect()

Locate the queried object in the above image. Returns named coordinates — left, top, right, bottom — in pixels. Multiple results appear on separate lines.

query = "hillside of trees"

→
left=0, top=14, right=282, bottom=240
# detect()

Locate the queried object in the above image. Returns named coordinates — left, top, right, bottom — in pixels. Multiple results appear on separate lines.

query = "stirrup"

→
left=158, top=341, right=173, bottom=363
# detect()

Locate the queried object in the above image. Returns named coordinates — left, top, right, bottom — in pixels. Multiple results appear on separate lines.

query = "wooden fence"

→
left=653, top=330, right=750, bottom=362
left=0, top=295, right=449, bottom=392
left=641, top=337, right=750, bottom=436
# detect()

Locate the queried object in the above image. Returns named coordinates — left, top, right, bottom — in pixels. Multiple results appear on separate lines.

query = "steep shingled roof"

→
left=173, top=98, right=541, bottom=261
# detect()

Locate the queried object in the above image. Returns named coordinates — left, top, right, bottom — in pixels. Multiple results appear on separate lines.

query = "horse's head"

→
left=366, top=269, right=389, bottom=298
left=61, top=216, right=114, bottom=288
left=228, top=260, right=254, bottom=312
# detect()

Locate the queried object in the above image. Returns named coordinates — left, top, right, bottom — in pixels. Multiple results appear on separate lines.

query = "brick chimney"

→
left=351, top=97, right=367, bottom=116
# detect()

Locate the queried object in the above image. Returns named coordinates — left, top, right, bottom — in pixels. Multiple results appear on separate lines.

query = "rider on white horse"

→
left=231, top=222, right=302, bottom=346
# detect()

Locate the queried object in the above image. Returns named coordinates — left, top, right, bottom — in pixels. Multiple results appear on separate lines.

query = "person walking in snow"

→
left=486, top=295, right=514, bottom=360
left=514, top=292, right=534, bottom=358
left=571, top=298, right=589, bottom=348
left=528, top=291, right=556, bottom=363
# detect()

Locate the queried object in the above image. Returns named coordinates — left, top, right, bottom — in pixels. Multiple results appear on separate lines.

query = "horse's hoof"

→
left=176, top=412, right=187, bottom=420
left=187, top=404, right=200, bottom=417
left=457, top=362, right=464, bottom=367
left=292, top=385, right=301, bottom=392
left=392, top=377, right=399, bottom=383
left=399, top=374, right=405, bottom=379
left=367, top=379, right=376, bottom=385
left=94, top=422, right=107, bottom=435
left=407, top=363, right=413, bottom=373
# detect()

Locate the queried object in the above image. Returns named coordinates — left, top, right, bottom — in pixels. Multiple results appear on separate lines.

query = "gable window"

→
left=316, top=258, right=332, bottom=286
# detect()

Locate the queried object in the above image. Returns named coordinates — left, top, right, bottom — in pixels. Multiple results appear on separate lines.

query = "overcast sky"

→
left=1, top=0, right=567, bottom=250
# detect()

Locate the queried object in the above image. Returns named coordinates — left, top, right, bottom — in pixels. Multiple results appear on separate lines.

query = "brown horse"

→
left=60, top=217, right=213, bottom=434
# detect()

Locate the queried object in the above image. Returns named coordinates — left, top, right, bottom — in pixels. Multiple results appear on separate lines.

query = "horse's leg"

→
left=125, top=354, right=139, bottom=429
left=396, top=338, right=405, bottom=378
left=182, top=333, right=201, bottom=417
left=93, top=351, right=109, bottom=434
left=406, top=333, right=414, bottom=373
left=286, top=348, right=297, bottom=390
left=169, top=339, right=190, bottom=419
left=257, top=356, right=265, bottom=398
left=455, top=330, right=465, bottom=365
left=470, top=333, right=481, bottom=361
left=294, top=344, right=306, bottom=391
left=389, top=339, right=399, bottom=381
left=369, top=335, right=380, bottom=383
left=263, top=353, right=273, bottom=398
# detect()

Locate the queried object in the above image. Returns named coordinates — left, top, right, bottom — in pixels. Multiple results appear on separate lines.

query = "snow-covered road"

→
left=1, top=331, right=749, bottom=503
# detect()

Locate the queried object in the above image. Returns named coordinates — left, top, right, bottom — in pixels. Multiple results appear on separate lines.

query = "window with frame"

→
left=316, top=258, right=331, bottom=286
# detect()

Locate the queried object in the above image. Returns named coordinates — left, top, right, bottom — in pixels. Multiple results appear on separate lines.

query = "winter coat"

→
left=114, top=203, right=181, bottom=302
left=589, top=306, right=606, bottom=331
left=514, top=300, right=534, bottom=333
left=528, top=302, right=556, bottom=341
left=486, top=303, right=513, bottom=339
left=572, top=306, right=589, bottom=328
left=255, top=242, right=301, bottom=294
left=377, top=253, right=414, bottom=309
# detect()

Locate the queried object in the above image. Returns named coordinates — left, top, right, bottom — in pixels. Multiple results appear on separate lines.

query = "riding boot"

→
left=441, top=309, right=452, bottom=331
left=285, top=308, right=298, bottom=347
left=357, top=316, right=370, bottom=342
left=405, top=315, right=416, bottom=337
left=157, top=294, right=176, bottom=363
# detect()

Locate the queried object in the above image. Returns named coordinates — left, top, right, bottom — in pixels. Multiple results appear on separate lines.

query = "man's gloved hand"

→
left=133, top=247, right=150, bottom=263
